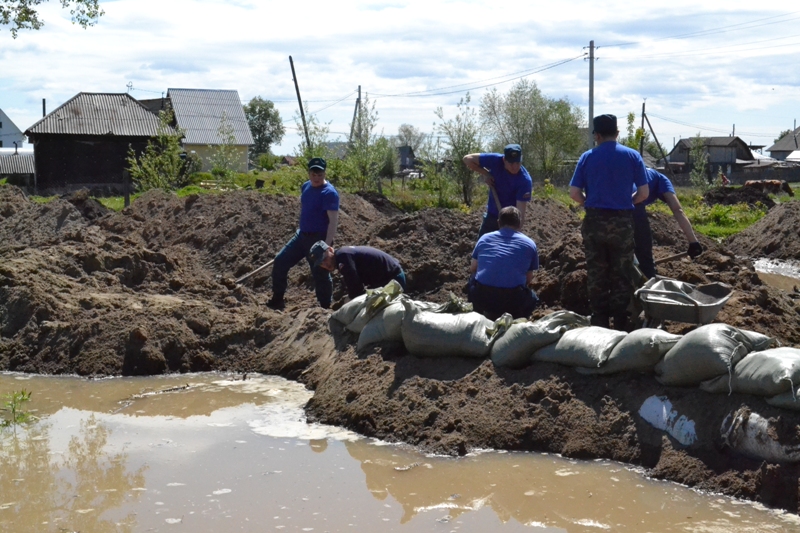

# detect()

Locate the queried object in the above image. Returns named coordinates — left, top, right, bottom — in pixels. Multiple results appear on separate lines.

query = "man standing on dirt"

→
left=468, top=206, right=540, bottom=320
left=267, top=157, right=339, bottom=310
left=634, top=168, right=703, bottom=279
left=309, top=242, right=406, bottom=299
left=569, top=114, right=649, bottom=331
left=463, top=144, right=532, bottom=237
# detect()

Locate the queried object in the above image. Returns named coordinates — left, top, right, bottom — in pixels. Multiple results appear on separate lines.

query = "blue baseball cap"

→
left=504, top=144, right=522, bottom=163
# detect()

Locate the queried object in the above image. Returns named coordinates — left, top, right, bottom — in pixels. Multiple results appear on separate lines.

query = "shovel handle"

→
left=235, top=259, right=275, bottom=284
left=654, top=251, right=689, bottom=265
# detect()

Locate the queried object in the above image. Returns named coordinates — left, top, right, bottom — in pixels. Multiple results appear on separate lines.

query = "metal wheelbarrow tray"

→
left=634, top=277, right=733, bottom=325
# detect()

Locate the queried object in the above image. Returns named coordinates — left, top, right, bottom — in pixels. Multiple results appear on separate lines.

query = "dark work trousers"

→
left=581, top=209, right=635, bottom=319
left=271, top=230, right=332, bottom=308
left=478, top=213, right=500, bottom=237
left=468, top=278, right=539, bottom=321
left=633, top=214, right=657, bottom=279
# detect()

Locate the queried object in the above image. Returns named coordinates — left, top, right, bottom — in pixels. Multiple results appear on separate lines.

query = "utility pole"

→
left=588, top=40, right=595, bottom=149
left=639, top=101, right=646, bottom=155
left=349, top=85, right=361, bottom=144
left=42, top=98, right=46, bottom=117
left=289, top=56, right=311, bottom=150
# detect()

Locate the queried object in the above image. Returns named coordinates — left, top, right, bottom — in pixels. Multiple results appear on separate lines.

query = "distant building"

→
left=766, top=128, right=800, bottom=161
left=0, top=108, right=25, bottom=149
left=25, top=92, right=168, bottom=192
left=666, top=136, right=754, bottom=176
left=397, top=145, right=416, bottom=170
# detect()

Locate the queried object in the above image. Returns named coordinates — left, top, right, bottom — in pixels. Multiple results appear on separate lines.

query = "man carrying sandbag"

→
left=468, top=206, right=540, bottom=320
left=309, top=242, right=407, bottom=299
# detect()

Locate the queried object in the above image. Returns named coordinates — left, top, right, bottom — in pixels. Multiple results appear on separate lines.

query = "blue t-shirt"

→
left=634, top=168, right=676, bottom=219
left=479, top=153, right=533, bottom=216
left=471, top=227, right=539, bottom=288
left=299, top=181, right=339, bottom=233
left=569, top=142, right=647, bottom=210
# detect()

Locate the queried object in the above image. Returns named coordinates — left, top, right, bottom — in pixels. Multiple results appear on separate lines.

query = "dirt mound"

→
left=704, top=186, right=775, bottom=209
left=727, top=201, right=800, bottom=261
left=3, top=184, right=800, bottom=514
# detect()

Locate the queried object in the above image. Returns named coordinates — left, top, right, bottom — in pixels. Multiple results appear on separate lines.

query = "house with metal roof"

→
left=0, top=107, right=26, bottom=149
left=25, top=92, right=168, bottom=192
left=666, top=136, right=754, bottom=177
left=166, top=88, right=253, bottom=173
left=766, top=127, right=800, bottom=161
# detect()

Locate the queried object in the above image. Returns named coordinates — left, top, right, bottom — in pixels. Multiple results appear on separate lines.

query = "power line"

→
left=647, top=112, right=780, bottom=139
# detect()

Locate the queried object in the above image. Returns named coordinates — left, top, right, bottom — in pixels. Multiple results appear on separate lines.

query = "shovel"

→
left=235, top=259, right=275, bottom=285
left=655, top=251, right=689, bottom=265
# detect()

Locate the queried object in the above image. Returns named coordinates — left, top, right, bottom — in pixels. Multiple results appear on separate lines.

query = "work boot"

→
left=590, top=314, right=610, bottom=328
left=266, top=296, right=285, bottom=311
left=612, top=313, right=629, bottom=332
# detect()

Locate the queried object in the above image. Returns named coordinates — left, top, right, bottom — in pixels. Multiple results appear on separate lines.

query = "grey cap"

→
left=309, top=240, right=330, bottom=267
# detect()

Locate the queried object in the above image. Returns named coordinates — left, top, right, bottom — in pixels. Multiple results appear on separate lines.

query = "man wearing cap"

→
left=468, top=206, right=540, bottom=320
left=267, top=157, right=339, bottom=310
left=309, top=242, right=406, bottom=299
left=463, top=144, right=533, bottom=237
left=634, top=168, right=703, bottom=279
left=569, top=114, right=649, bottom=331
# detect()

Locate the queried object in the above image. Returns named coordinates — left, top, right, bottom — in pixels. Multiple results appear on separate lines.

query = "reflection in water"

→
left=1, top=372, right=799, bottom=533
left=0, top=414, right=146, bottom=532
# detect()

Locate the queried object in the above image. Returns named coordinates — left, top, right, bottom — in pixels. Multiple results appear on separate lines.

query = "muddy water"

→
left=1, top=373, right=798, bottom=533
left=754, top=258, right=800, bottom=292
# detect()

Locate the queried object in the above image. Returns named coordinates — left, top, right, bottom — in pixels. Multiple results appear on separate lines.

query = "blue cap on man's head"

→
left=504, top=144, right=522, bottom=163
left=309, top=240, right=330, bottom=267
left=308, top=157, right=327, bottom=171
left=592, top=114, right=618, bottom=135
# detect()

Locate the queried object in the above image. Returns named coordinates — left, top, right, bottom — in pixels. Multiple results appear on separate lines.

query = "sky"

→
left=1, top=0, right=799, bottom=156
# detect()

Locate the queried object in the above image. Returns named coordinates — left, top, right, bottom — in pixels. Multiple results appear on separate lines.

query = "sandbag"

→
left=532, top=326, right=626, bottom=368
left=701, top=347, right=800, bottom=397
left=654, top=324, right=749, bottom=387
left=491, top=311, right=589, bottom=368
left=578, top=328, right=682, bottom=375
left=400, top=299, right=494, bottom=358
left=737, top=329, right=777, bottom=352
left=357, top=299, right=440, bottom=350
left=331, top=293, right=368, bottom=326
left=766, top=388, right=800, bottom=411
left=346, top=279, right=404, bottom=333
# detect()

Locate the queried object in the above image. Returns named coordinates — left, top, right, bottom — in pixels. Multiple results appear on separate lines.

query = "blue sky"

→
left=1, top=0, right=799, bottom=154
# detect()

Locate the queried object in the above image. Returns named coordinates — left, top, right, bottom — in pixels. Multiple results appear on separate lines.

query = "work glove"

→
left=688, top=241, right=703, bottom=259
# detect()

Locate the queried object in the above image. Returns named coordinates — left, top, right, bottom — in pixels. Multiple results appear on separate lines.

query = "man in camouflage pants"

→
left=569, top=114, right=649, bottom=331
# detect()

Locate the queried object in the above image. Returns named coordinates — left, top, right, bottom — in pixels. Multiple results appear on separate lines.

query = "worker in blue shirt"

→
left=267, top=157, right=339, bottom=310
left=468, top=206, right=540, bottom=320
left=463, top=144, right=533, bottom=236
left=634, top=168, right=703, bottom=278
left=569, top=114, right=649, bottom=331
left=309, top=242, right=406, bottom=299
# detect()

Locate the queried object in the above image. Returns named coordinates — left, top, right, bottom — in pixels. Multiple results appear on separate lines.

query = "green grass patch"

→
left=29, top=195, right=58, bottom=204
left=0, top=177, right=7, bottom=186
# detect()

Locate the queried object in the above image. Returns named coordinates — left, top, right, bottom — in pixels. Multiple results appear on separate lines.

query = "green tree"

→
left=1, top=0, right=103, bottom=37
left=435, top=93, right=482, bottom=206
left=480, top=79, right=584, bottom=181
left=395, top=123, right=425, bottom=152
left=619, top=112, right=666, bottom=159
left=775, top=129, right=793, bottom=143
left=689, top=133, right=710, bottom=191
left=243, top=96, right=285, bottom=159
left=294, top=103, right=331, bottom=160
left=126, top=109, right=189, bottom=192
left=346, top=93, right=391, bottom=193
left=209, top=112, right=239, bottom=189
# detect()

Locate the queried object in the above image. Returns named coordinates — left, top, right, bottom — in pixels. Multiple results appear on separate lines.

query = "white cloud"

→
left=1, top=0, right=798, bottom=153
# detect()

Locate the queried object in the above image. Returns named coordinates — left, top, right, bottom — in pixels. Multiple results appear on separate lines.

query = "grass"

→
left=1, top=389, right=35, bottom=429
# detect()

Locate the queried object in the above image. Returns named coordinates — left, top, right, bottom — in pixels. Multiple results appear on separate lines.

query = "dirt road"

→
left=2, top=184, right=800, bottom=512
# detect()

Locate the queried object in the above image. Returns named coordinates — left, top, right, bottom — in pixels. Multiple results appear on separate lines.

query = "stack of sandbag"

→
left=329, top=280, right=404, bottom=334
left=357, top=296, right=440, bottom=350
left=490, top=311, right=589, bottom=368
left=654, top=324, right=775, bottom=387
left=400, top=298, right=496, bottom=358
left=577, top=328, right=682, bottom=375
left=700, top=347, right=800, bottom=400
left=532, top=326, right=627, bottom=368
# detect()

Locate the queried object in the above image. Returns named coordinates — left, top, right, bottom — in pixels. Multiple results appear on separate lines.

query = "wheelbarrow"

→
left=634, top=277, right=733, bottom=327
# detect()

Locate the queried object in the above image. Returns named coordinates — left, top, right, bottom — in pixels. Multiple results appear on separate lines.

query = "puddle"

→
left=753, top=258, right=800, bottom=292
left=1, top=372, right=799, bottom=532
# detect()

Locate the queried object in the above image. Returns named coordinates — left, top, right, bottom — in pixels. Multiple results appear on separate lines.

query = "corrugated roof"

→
left=168, top=89, right=254, bottom=146
left=0, top=153, right=34, bottom=174
left=767, top=127, right=800, bottom=153
left=25, top=93, right=167, bottom=137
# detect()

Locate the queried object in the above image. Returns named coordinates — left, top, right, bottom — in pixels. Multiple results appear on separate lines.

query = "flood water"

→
left=754, top=258, right=800, bottom=292
left=1, top=373, right=799, bottom=533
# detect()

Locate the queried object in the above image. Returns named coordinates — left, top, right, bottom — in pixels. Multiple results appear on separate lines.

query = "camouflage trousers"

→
left=581, top=210, right=636, bottom=318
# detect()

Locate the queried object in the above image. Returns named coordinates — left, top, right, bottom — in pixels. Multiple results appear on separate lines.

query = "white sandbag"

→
left=654, top=324, right=750, bottom=387
left=701, top=347, right=800, bottom=397
left=331, top=293, right=368, bottom=326
left=766, top=388, right=800, bottom=411
left=532, top=326, right=626, bottom=368
left=357, top=299, right=443, bottom=350
left=737, top=329, right=777, bottom=352
left=578, top=329, right=682, bottom=375
left=721, top=407, right=800, bottom=462
left=491, top=311, right=589, bottom=368
left=400, top=299, right=494, bottom=358
left=346, top=279, right=404, bottom=334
